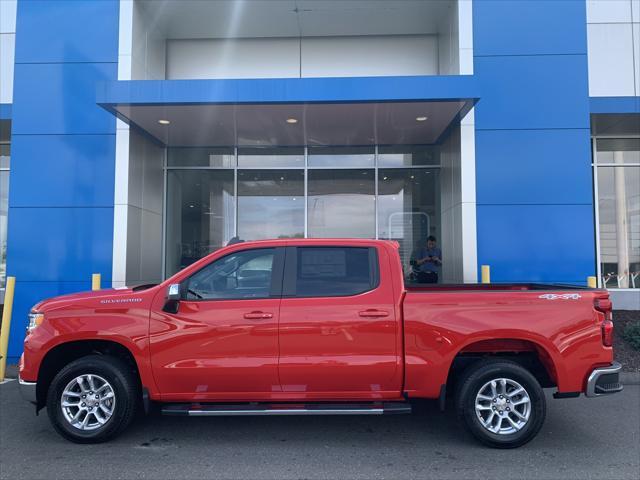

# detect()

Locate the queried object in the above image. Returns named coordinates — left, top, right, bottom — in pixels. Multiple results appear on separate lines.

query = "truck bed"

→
left=405, top=282, right=590, bottom=292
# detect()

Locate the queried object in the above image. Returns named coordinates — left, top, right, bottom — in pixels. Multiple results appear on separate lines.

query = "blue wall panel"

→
left=9, top=135, right=115, bottom=207
left=476, top=204, right=595, bottom=284
left=473, top=0, right=595, bottom=284
left=6, top=207, right=114, bottom=282
left=12, top=63, right=118, bottom=135
left=6, top=0, right=119, bottom=359
left=474, top=55, right=590, bottom=130
left=475, top=129, right=593, bottom=205
left=473, top=0, right=587, bottom=56
left=14, top=0, right=119, bottom=63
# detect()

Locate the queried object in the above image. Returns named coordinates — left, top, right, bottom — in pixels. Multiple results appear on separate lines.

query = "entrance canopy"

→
left=98, top=76, right=478, bottom=147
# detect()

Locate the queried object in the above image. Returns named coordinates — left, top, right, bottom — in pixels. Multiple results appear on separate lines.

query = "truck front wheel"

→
left=455, top=359, right=546, bottom=448
left=46, top=355, right=138, bottom=443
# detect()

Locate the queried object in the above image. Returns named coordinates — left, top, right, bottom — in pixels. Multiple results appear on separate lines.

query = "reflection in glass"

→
left=238, top=170, right=304, bottom=241
left=168, top=147, right=235, bottom=167
left=378, top=169, right=440, bottom=274
left=308, top=146, right=375, bottom=167
left=597, top=166, right=640, bottom=289
left=0, top=170, right=8, bottom=288
left=378, top=145, right=440, bottom=167
left=238, top=147, right=304, bottom=168
left=308, top=169, right=375, bottom=238
left=166, top=170, right=235, bottom=276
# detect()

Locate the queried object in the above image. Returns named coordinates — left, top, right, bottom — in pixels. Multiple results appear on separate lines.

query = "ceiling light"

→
left=416, top=116, right=428, bottom=122
left=286, top=118, right=298, bottom=124
left=158, top=119, right=171, bottom=125
left=189, top=204, right=194, bottom=208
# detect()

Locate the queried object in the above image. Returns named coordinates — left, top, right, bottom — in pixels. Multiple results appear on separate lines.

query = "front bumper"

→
left=18, top=377, right=37, bottom=404
left=586, top=361, right=623, bottom=397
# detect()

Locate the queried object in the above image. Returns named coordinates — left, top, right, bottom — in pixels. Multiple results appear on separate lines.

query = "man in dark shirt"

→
left=412, top=236, right=442, bottom=284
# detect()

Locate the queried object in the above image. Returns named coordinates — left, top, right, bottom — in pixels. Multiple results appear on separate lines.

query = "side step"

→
left=161, top=402, right=411, bottom=417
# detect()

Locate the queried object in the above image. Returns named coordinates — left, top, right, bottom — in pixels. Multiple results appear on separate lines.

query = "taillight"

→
left=595, top=297, right=614, bottom=347
left=601, top=320, right=614, bottom=347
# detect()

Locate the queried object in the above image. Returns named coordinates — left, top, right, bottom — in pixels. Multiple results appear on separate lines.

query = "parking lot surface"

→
left=1, top=380, right=638, bottom=480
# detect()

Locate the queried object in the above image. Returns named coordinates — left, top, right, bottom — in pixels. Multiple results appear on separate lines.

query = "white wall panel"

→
left=131, top=1, right=166, bottom=80
left=587, top=0, right=633, bottom=23
left=0, top=0, right=16, bottom=33
left=301, top=35, right=438, bottom=77
left=167, top=35, right=439, bottom=79
left=0, top=33, right=14, bottom=104
left=167, top=38, right=300, bottom=79
left=633, top=0, right=640, bottom=21
left=634, top=23, right=640, bottom=95
left=588, top=23, right=636, bottom=96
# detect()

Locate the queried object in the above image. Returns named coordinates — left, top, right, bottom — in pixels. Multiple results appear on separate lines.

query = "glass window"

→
left=292, top=247, right=377, bottom=297
left=0, top=171, right=8, bottom=290
left=378, top=168, right=440, bottom=274
left=238, top=170, right=304, bottom=241
left=238, top=147, right=304, bottom=168
left=308, top=146, right=375, bottom=167
left=0, top=142, right=9, bottom=290
left=166, top=170, right=235, bottom=277
left=597, top=165, right=640, bottom=289
left=378, top=145, right=440, bottom=167
left=308, top=169, right=375, bottom=238
left=0, top=143, right=9, bottom=169
left=596, top=139, right=640, bottom=164
left=185, top=248, right=275, bottom=300
left=168, top=147, right=235, bottom=167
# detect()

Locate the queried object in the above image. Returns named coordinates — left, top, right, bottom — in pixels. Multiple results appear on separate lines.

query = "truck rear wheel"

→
left=46, top=355, right=138, bottom=443
left=455, top=359, right=546, bottom=448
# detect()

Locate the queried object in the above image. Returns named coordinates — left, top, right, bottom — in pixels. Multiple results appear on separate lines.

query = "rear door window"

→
left=284, top=247, right=379, bottom=297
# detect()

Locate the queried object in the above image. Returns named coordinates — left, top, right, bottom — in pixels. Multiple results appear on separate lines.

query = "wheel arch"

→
left=445, top=337, right=562, bottom=394
left=36, top=339, right=142, bottom=410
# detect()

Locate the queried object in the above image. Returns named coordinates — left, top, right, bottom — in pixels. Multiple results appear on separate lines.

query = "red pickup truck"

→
left=18, top=239, right=622, bottom=448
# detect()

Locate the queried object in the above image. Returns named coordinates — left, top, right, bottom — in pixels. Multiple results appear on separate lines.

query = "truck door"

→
left=278, top=244, right=402, bottom=399
left=149, top=247, right=284, bottom=401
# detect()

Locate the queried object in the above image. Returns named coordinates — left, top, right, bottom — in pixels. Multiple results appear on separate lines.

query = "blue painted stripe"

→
left=590, top=96, right=640, bottom=114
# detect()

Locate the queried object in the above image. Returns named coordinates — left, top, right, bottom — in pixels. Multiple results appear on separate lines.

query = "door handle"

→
left=243, top=311, right=273, bottom=320
left=358, top=309, right=389, bottom=318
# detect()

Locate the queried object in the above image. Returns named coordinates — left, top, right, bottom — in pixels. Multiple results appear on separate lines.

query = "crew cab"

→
left=18, top=239, right=622, bottom=448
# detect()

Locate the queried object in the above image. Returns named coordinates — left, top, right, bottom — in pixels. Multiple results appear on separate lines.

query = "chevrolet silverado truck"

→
left=18, top=239, right=622, bottom=447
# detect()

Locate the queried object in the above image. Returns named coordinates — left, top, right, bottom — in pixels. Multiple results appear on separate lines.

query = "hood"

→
left=32, top=285, right=155, bottom=313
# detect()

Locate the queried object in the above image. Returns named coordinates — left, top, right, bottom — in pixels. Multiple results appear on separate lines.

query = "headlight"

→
left=27, top=312, right=44, bottom=333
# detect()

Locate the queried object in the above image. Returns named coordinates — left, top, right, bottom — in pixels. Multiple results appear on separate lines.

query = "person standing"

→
left=412, top=236, right=442, bottom=284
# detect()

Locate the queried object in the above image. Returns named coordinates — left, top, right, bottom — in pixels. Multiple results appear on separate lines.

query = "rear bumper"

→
left=586, top=362, right=623, bottom=397
left=18, top=377, right=37, bottom=404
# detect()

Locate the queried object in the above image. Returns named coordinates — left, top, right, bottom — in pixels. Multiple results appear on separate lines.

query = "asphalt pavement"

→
left=0, top=378, right=638, bottom=480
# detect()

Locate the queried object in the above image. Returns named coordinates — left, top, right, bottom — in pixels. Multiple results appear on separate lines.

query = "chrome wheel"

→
left=475, top=378, right=531, bottom=435
left=60, top=374, right=116, bottom=431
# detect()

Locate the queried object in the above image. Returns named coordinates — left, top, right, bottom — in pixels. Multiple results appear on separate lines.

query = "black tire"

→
left=455, top=359, right=546, bottom=448
left=46, top=355, right=138, bottom=443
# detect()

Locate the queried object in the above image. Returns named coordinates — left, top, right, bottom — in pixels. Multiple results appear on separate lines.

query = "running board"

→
left=161, top=402, right=411, bottom=417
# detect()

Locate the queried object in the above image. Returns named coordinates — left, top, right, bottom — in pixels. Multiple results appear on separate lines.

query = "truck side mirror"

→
left=167, top=283, right=181, bottom=301
left=163, top=283, right=181, bottom=313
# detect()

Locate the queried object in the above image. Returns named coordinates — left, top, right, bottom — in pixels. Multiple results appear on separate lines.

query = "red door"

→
left=277, top=245, right=402, bottom=400
left=149, top=247, right=284, bottom=402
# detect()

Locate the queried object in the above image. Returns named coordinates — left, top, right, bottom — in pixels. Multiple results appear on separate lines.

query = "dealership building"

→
left=0, top=0, right=639, bottom=359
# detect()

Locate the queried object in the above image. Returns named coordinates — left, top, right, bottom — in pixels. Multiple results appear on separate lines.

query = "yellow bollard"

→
left=0, top=276, right=16, bottom=382
left=481, top=265, right=491, bottom=284
left=92, top=273, right=101, bottom=291
left=587, top=276, right=597, bottom=288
